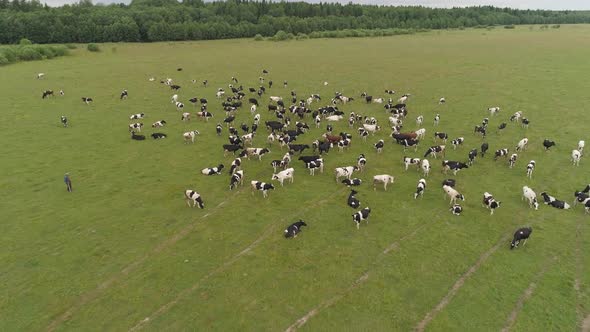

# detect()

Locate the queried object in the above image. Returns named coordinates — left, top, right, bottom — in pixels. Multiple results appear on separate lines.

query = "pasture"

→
left=2, top=25, right=590, bottom=331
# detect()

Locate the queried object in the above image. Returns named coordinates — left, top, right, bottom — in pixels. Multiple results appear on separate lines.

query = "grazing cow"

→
left=511, top=227, right=532, bottom=249
left=342, top=178, right=362, bottom=187
left=516, top=138, right=528, bottom=152
left=335, top=166, right=358, bottom=182
left=348, top=190, right=361, bottom=208
left=481, top=143, right=489, bottom=157
left=284, top=220, right=307, bottom=238
left=373, top=174, right=394, bottom=191
left=450, top=204, right=463, bottom=216
left=251, top=181, right=275, bottom=198
left=434, top=132, right=448, bottom=143
left=352, top=207, right=371, bottom=229
left=522, top=186, right=539, bottom=210
left=289, top=144, right=310, bottom=154
left=482, top=192, right=501, bottom=215
left=130, top=113, right=145, bottom=120
left=543, top=139, right=556, bottom=151
left=401, top=139, right=419, bottom=152
left=151, top=133, right=167, bottom=139
left=229, top=158, right=242, bottom=175
left=509, top=153, right=518, bottom=168
left=60, top=116, right=68, bottom=127
left=270, top=159, right=287, bottom=172
left=424, top=145, right=445, bottom=159
left=152, top=120, right=166, bottom=128
left=521, top=118, right=530, bottom=128
left=497, top=122, right=507, bottom=133
left=416, top=115, right=424, bottom=126
left=421, top=159, right=431, bottom=177
left=526, top=160, right=535, bottom=178
left=572, top=149, right=582, bottom=166
left=540, top=192, right=557, bottom=205
left=82, top=97, right=93, bottom=104
left=326, top=115, right=343, bottom=122
left=241, top=147, right=271, bottom=160
left=433, top=114, right=440, bottom=126
left=451, top=137, right=465, bottom=150
left=414, top=179, right=427, bottom=199
left=403, top=157, right=421, bottom=171
left=129, top=123, right=143, bottom=132
left=374, top=139, right=385, bottom=153
left=183, top=130, right=200, bottom=143
left=443, top=185, right=464, bottom=205
left=468, top=149, right=477, bottom=165
left=201, top=164, right=224, bottom=175
left=130, top=131, right=145, bottom=140
left=442, top=160, right=469, bottom=175
left=224, top=116, right=235, bottom=127
left=185, top=190, right=205, bottom=208
left=474, top=125, right=487, bottom=138
left=510, top=111, right=522, bottom=122
left=120, top=89, right=128, bottom=100
left=549, top=199, right=571, bottom=209
left=578, top=140, right=585, bottom=153
left=269, top=96, right=282, bottom=103
left=272, top=168, right=295, bottom=186
left=488, top=106, right=500, bottom=116
left=229, top=170, right=244, bottom=190
left=494, top=148, right=509, bottom=161
left=298, top=155, right=321, bottom=165
left=182, top=113, right=191, bottom=121
left=42, top=90, right=54, bottom=99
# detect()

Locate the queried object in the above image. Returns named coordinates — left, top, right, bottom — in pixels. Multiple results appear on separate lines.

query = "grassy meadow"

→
left=2, top=25, right=590, bottom=331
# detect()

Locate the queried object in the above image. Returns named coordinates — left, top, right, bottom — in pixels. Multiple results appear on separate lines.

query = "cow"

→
left=182, top=113, right=191, bottom=121
left=450, top=204, right=463, bottom=216
left=216, top=124, right=223, bottom=136
left=352, top=207, right=371, bottom=229
left=82, top=97, right=93, bottom=104
left=240, top=148, right=270, bottom=160
left=120, top=89, right=128, bottom=100
left=442, top=160, right=469, bottom=175
left=521, top=118, right=530, bottom=128
left=443, top=185, right=464, bottom=205
left=578, top=140, right=585, bottom=153
left=401, top=139, right=419, bottom=152
left=306, top=158, right=324, bottom=175
left=130, top=131, right=145, bottom=140
left=543, top=139, right=556, bottom=151
left=229, top=170, right=244, bottom=190
left=511, top=227, right=532, bottom=249
left=185, top=190, right=204, bottom=208
left=201, top=164, right=224, bottom=175
left=129, top=123, right=143, bottom=132
left=414, top=179, right=427, bottom=199
left=241, top=132, right=255, bottom=146
left=197, top=111, right=213, bottom=121
left=373, top=174, right=394, bottom=191
left=374, top=140, right=385, bottom=153
left=416, top=115, right=424, bottom=126
left=60, top=116, right=68, bottom=127
left=414, top=128, right=426, bottom=140
left=439, top=97, right=446, bottom=104
left=342, top=178, right=362, bottom=187
left=42, top=90, right=54, bottom=99
left=183, top=130, right=200, bottom=143
left=272, top=168, right=295, bottom=186
left=335, top=166, right=358, bottom=182
left=170, top=84, right=181, bottom=91
left=497, top=122, right=507, bottom=133
left=357, top=154, right=367, bottom=172
left=451, top=137, right=465, bottom=150
left=509, top=153, right=518, bottom=168
left=522, top=186, right=539, bottom=210
left=488, top=106, right=500, bottom=116
left=424, top=145, right=445, bottom=159
left=175, top=102, right=184, bottom=110
left=481, top=143, right=489, bottom=157
left=540, top=192, right=557, bottom=205
left=494, top=148, right=509, bottom=161
left=482, top=192, right=501, bottom=215
left=433, top=114, right=440, bottom=126
left=434, top=132, right=448, bottom=143
left=362, top=123, right=381, bottom=135
left=269, top=96, right=283, bottom=102
left=151, top=133, right=167, bottom=139
left=289, top=144, right=310, bottom=154
left=421, top=159, right=431, bottom=177
left=572, top=149, right=582, bottom=166
left=152, top=120, right=166, bottom=128
left=37, top=73, right=45, bottom=79
left=348, top=190, right=361, bottom=208
left=284, top=220, right=307, bottom=238
left=526, top=160, right=535, bottom=178
left=229, top=158, right=242, bottom=174
left=403, top=157, right=421, bottom=171
left=398, top=94, right=410, bottom=103
left=130, top=113, right=145, bottom=120
left=468, top=149, right=477, bottom=165
left=474, top=125, right=487, bottom=138
left=251, top=181, right=275, bottom=198
left=516, top=138, right=528, bottom=152
left=510, top=111, right=522, bottom=122
left=549, top=199, right=571, bottom=209
left=270, top=159, right=287, bottom=173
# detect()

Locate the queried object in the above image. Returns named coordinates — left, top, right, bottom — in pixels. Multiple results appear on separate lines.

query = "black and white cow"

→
left=335, top=166, right=359, bottom=182
left=374, top=139, right=385, bottom=153
left=494, top=148, right=509, bottom=161
left=229, top=170, right=244, bottom=190
left=130, top=113, right=145, bottom=120
left=572, top=149, right=582, bottom=166
left=511, top=227, right=532, bottom=249
left=129, top=123, right=143, bottom=132
left=306, top=158, right=324, bottom=175
left=401, top=139, right=419, bottom=152
left=442, top=160, right=469, bottom=175
left=543, top=139, right=556, bottom=151
left=403, top=156, right=421, bottom=171
left=450, top=204, right=463, bottom=216
left=481, top=143, right=489, bottom=157
left=482, top=192, right=501, bottom=215
left=151, top=133, right=167, bottom=139
left=152, top=120, right=166, bottom=128
left=540, top=192, right=557, bottom=205
left=414, top=178, right=426, bottom=199
left=60, top=116, right=68, bottom=127
left=526, top=160, right=535, bottom=178
left=443, top=185, right=464, bottom=205
left=468, top=149, right=477, bottom=165
left=120, top=89, right=128, bottom=100
left=289, top=144, right=310, bottom=154
left=451, top=137, right=465, bottom=150
left=521, top=118, right=530, bottom=128
left=497, top=122, right=507, bottom=133
left=434, top=132, right=448, bottom=143
left=202, top=164, right=224, bottom=175
left=185, top=190, right=204, bottom=208
left=488, top=106, right=500, bottom=116
left=223, top=144, right=243, bottom=156
left=342, top=178, right=362, bottom=186
left=82, top=97, right=93, bottom=104
left=270, top=159, right=287, bottom=173
left=229, top=158, right=242, bottom=174
left=515, top=138, right=528, bottom=152
left=549, top=199, right=571, bottom=209
left=352, top=207, right=371, bottom=229
left=183, top=130, right=200, bottom=143
left=347, top=190, right=361, bottom=208
left=284, top=220, right=307, bottom=238
left=508, top=153, right=518, bottom=168
left=216, top=124, right=223, bottom=136
left=522, top=186, right=539, bottom=210
left=424, top=145, right=445, bottom=159
left=251, top=181, right=275, bottom=198
left=42, top=90, right=54, bottom=99
left=433, top=114, right=440, bottom=126
left=357, top=154, right=367, bottom=172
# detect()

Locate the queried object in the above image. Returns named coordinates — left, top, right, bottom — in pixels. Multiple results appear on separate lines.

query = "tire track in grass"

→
left=46, top=184, right=250, bottom=332
left=501, top=256, right=556, bottom=332
left=284, top=222, right=430, bottom=332
left=128, top=188, right=347, bottom=331
left=415, top=235, right=509, bottom=332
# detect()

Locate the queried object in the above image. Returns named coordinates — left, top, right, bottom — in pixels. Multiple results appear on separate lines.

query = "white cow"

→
left=269, top=96, right=283, bottom=102
left=271, top=168, right=295, bottom=186
left=522, top=186, right=539, bottom=210
left=37, top=73, right=45, bottom=79
left=488, top=107, right=500, bottom=116
left=421, top=159, right=431, bottom=177
left=326, top=115, right=343, bottom=122
left=443, top=185, right=465, bottom=205
left=572, top=149, right=582, bottom=166
left=516, top=138, right=528, bottom=152
left=578, top=140, right=585, bottom=153
left=362, top=123, right=381, bottom=135
left=373, top=174, right=395, bottom=191
left=416, top=115, right=424, bottom=126
left=415, top=128, right=426, bottom=140
left=171, top=94, right=179, bottom=103
left=183, top=130, right=200, bottom=143
left=250, top=104, right=257, bottom=114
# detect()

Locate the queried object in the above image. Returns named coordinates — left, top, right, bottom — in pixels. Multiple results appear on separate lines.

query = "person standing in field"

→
left=64, top=173, right=72, bottom=192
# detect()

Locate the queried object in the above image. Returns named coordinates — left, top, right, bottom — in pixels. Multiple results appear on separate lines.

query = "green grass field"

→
left=2, top=25, right=590, bottom=331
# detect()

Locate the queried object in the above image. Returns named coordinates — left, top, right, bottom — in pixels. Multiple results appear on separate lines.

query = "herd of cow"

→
left=43, top=69, right=587, bottom=247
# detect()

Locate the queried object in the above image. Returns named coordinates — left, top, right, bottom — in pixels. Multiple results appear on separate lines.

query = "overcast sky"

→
left=41, top=0, right=590, bottom=10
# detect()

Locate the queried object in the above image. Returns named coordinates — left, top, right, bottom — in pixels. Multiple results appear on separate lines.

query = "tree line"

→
left=1, top=0, right=589, bottom=44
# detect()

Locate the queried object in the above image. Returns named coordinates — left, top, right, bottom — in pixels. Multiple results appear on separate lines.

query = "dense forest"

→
left=1, top=0, right=590, bottom=44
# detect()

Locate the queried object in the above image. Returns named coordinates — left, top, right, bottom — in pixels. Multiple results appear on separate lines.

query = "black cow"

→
left=468, top=149, right=477, bottom=165
left=131, top=131, right=145, bottom=140
left=481, top=143, right=489, bottom=157
left=543, top=139, right=556, bottom=151
left=42, top=90, right=54, bottom=99
left=298, top=155, right=321, bottom=164
left=284, top=220, right=307, bottom=238
left=289, top=144, right=310, bottom=154
left=511, top=227, right=532, bottom=249
left=223, top=144, right=243, bottom=156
